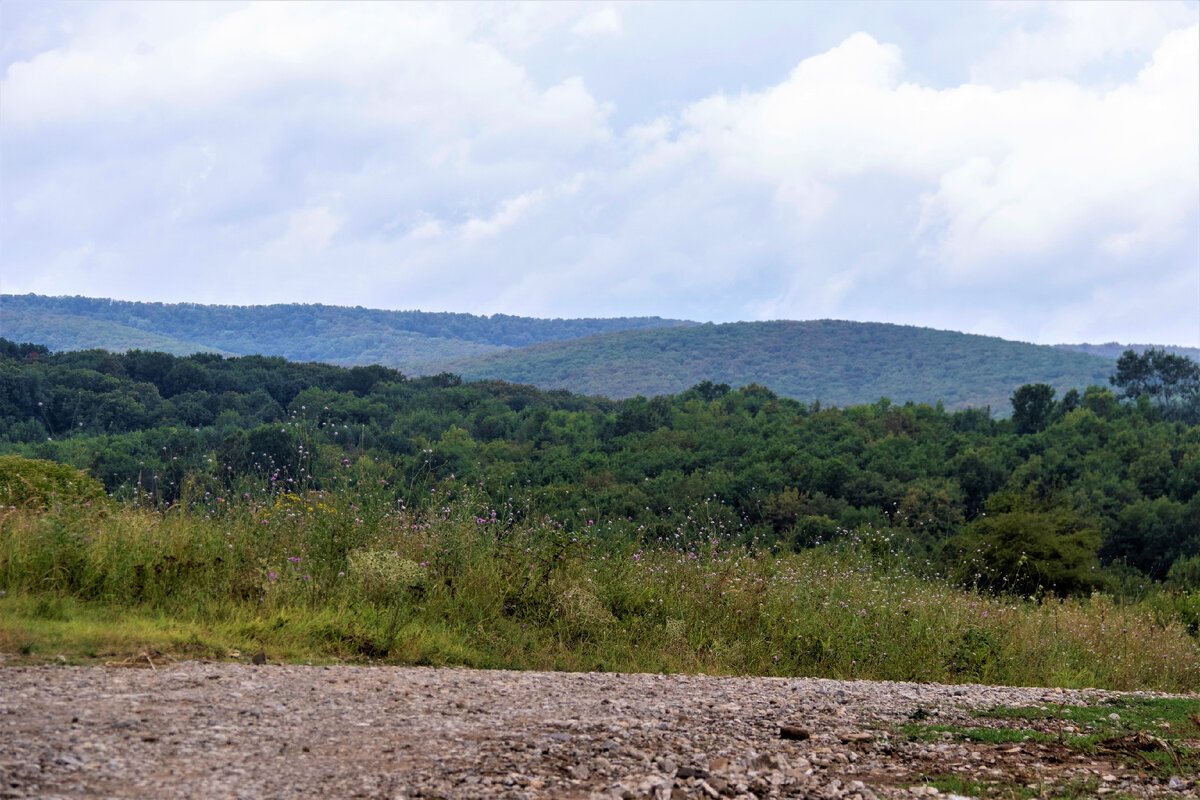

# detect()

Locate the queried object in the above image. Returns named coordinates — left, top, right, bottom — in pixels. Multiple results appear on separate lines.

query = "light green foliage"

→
left=2, top=487, right=1198, bottom=692
left=0, top=455, right=107, bottom=510
left=347, top=550, right=427, bottom=603
left=552, top=580, right=615, bottom=641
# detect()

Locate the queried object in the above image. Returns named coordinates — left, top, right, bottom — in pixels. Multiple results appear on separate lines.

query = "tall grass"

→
left=1, top=476, right=1197, bottom=692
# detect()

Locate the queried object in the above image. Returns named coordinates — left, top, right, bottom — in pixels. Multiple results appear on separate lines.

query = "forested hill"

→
left=1055, top=342, right=1200, bottom=361
left=438, top=320, right=1117, bottom=410
left=0, top=294, right=693, bottom=370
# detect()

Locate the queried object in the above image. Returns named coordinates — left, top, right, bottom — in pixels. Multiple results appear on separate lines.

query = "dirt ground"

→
left=0, top=661, right=1195, bottom=800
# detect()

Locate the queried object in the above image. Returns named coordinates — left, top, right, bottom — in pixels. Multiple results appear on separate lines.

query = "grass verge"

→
left=2, top=484, right=1199, bottom=692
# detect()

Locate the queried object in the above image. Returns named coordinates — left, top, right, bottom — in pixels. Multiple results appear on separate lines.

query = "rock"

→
left=568, top=764, right=590, bottom=780
left=1169, top=776, right=1185, bottom=791
left=250, top=651, right=267, bottom=666
left=780, top=725, right=811, bottom=741
left=750, top=752, right=782, bottom=770
left=839, top=732, right=874, bottom=745
left=677, top=766, right=708, bottom=779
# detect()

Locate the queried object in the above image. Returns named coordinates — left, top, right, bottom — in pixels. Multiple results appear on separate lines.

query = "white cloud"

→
left=408, top=219, right=443, bottom=241
left=638, top=25, right=1198, bottom=283
left=461, top=189, right=545, bottom=241
left=2, top=2, right=1197, bottom=346
left=573, top=5, right=622, bottom=38
left=972, top=0, right=1198, bottom=86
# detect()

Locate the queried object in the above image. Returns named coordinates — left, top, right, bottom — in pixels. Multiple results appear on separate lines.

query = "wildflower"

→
left=269, top=572, right=277, bottom=581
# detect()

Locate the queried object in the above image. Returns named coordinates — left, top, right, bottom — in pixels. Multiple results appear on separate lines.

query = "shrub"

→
left=347, top=549, right=427, bottom=603
left=0, top=455, right=108, bottom=511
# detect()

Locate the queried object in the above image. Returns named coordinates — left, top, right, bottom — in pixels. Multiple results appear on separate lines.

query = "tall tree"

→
left=1011, top=383, right=1055, bottom=434
left=1111, top=348, right=1200, bottom=420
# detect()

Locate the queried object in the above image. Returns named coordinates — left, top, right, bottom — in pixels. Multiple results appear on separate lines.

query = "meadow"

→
left=1, top=462, right=1196, bottom=693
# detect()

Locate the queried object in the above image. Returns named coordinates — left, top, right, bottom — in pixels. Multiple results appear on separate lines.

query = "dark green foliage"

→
left=1166, top=554, right=1200, bottom=591
left=1011, top=383, right=1056, bottom=434
left=1, top=339, right=1197, bottom=593
left=944, top=491, right=1105, bottom=595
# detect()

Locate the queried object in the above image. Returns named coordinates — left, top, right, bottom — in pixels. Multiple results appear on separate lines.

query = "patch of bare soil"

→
left=0, top=662, right=1195, bottom=799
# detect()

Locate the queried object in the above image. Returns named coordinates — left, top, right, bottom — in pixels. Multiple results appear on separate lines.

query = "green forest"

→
left=1, top=295, right=1168, bottom=409
left=1, top=294, right=690, bottom=371
left=3, top=338, right=1198, bottom=595
left=444, top=319, right=1120, bottom=409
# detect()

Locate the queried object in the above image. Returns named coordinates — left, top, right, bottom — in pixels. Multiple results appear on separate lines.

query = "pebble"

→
left=0, top=663, right=1191, bottom=800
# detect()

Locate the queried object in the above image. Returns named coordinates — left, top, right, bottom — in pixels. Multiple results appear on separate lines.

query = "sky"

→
left=1, top=1, right=1198, bottom=346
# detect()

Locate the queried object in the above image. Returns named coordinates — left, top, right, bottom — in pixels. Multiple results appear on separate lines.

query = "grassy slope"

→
left=440, top=320, right=1117, bottom=409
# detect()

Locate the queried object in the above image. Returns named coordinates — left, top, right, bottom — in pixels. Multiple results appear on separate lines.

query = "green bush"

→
left=0, top=455, right=108, bottom=511
left=1166, top=554, right=1200, bottom=591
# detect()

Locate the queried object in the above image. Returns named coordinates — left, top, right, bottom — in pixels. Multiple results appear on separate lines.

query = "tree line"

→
left=2, top=338, right=1198, bottom=594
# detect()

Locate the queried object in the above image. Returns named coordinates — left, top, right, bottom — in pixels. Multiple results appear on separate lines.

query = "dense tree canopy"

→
left=3, top=338, right=1198, bottom=591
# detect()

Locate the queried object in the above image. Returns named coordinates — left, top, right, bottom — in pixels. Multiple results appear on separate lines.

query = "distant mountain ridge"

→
left=2, top=293, right=1183, bottom=411
left=0, top=294, right=693, bottom=371
left=1054, top=342, right=1200, bottom=361
left=436, top=319, right=1119, bottom=410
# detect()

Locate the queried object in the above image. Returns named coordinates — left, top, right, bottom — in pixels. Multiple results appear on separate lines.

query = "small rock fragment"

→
left=839, top=732, right=874, bottom=744
left=780, top=725, right=811, bottom=741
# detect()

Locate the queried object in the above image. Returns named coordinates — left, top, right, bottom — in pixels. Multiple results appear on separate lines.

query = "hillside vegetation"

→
left=442, top=320, right=1117, bottom=409
left=5, top=295, right=1183, bottom=410
left=1056, top=342, right=1200, bottom=361
left=2, top=339, right=1198, bottom=590
left=2, top=475, right=1196, bottom=691
left=2, top=339, right=1198, bottom=689
left=1, top=309, right=232, bottom=358
left=0, top=294, right=690, bottom=372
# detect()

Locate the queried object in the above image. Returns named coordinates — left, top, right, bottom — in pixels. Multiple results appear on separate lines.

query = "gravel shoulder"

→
left=0, top=662, right=1196, bottom=800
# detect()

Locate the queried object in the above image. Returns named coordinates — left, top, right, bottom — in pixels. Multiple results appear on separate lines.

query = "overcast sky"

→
left=2, top=1, right=1198, bottom=345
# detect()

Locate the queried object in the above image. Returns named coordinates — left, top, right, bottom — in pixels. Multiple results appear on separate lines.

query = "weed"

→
left=1, top=483, right=1199, bottom=693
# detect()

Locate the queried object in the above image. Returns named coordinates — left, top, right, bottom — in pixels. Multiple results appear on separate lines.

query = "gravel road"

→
left=1, top=662, right=1195, bottom=800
